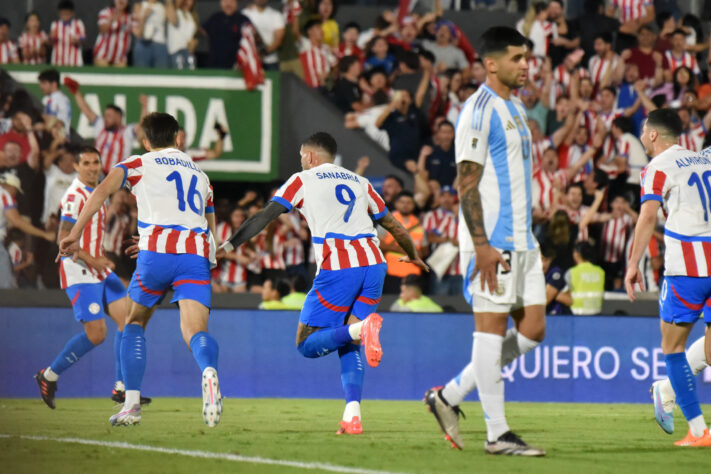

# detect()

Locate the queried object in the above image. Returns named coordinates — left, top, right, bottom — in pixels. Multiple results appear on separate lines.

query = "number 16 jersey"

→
left=271, top=162, right=387, bottom=272
left=642, top=144, right=711, bottom=276
left=115, top=148, right=216, bottom=262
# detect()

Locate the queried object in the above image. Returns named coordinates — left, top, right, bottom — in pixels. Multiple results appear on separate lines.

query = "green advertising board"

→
left=3, top=66, right=279, bottom=181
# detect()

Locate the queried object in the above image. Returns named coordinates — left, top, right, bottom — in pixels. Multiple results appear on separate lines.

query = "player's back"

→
left=643, top=144, right=711, bottom=276
left=272, top=162, right=386, bottom=271
left=117, top=148, right=214, bottom=260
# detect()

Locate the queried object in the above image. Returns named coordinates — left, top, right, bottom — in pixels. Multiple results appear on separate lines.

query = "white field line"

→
left=0, top=433, right=401, bottom=474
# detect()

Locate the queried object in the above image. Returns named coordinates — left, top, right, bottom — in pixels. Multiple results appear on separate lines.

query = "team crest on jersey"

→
left=505, top=120, right=516, bottom=131
left=63, top=201, right=77, bottom=214
left=513, top=116, right=523, bottom=128
left=471, top=137, right=478, bottom=149
left=89, top=303, right=101, bottom=315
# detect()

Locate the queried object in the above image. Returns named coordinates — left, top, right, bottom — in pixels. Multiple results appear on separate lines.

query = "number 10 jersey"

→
left=642, top=144, right=711, bottom=277
left=271, top=162, right=387, bottom=272
left=115, top=148, right=216, bottom=262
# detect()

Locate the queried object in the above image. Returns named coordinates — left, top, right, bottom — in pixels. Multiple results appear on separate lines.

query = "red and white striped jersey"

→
left=566, top=205, right=590, bottom=242
left=115, top=149, right=216, bottom=262
left=59, top=178, right=110, bottom=288
left=8, top=241, right=21, bottom=267
left=0, top=40, right=19, bottom=64
left=611, top=0, right=653, bottom=22
left=641, top=144, right=711, bottom=276
left=236, top=23, right=265, bottom=91
left=271, top=162, right=386, bottom=272
left=299, top=39, right=336, bottom=88
left=93, top=118, right=137, bottom=176
left=18, top=31, right=48, bottom=64
left=598, top=109, right=623, bottom=172
left=601, top=213, right=634, bottom=263
left=527, top=56, right=543, bottom=83
left=552, top=65, right=589, bottom=97
left=617, top=132, right=648, bottom=184
left=283, top=213, right=306, bottom=266
left=0, top=187, right=17, bottom=241
left=533, top=168, right=568, bottom=211
left=257, top=227, right=287, bottom=270
left=103, top=212, right=130, bottom=254
left=50, top=19, right=85, bottom=66
left=423, top=208, right=460, bottom=275
left=588, top=54, right=621, bottom=88
left=93, top=7, right=133, bottom=65
left=214, top=221, right=248, bottom=286
left=531, top=137, right=553, bottom=170
left=664, top=50, right=700, bottom=75
left=679, top=123, right=706, bottom=152
left=562, top=143, right=592, bottom=183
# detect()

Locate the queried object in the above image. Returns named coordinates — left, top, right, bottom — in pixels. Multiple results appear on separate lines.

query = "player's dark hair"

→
left=385, top=174, right=404, bottom=189
left=274, top=279, right=291, bottom=299
left=141, top=112, right=180, bottom=148
left=338, top=55, right=360, bottom=74
left=646, top=108, right=683, bottom=140
left=76, top=145, right=101, bottom=164
left=38, top=68, right=60, bottom=84
left=399, top=51, right=420, bottom=71
left=594, top=32, right=613, bottom=44
left=611, top=116, right=633, bottom=134
left=479, top=26, right=527, bottom=58
left=574, top=241, right=596, bottom=263
left=302, top=132, right=337, bottom=157
left=106, top=103, right=124, bottom=116
left=57, top=0, right=75, bottom=11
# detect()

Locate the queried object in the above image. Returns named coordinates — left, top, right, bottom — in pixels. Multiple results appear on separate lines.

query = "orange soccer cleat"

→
left=674, top=429, right=711, bottom=447
left=336, top=416, right=363, bottom=435
left=361, top=313, right=383, bottom=368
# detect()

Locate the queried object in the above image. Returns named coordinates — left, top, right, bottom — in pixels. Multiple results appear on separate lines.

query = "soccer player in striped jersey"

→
left=34, top=146, right=150, bottom=409
left=59, top=113, right=221, bottom=428
left=626, top=109, right=711, bottom=447
left=218, top=132, right=427, bottom=434
left=424, top=26, right=546, bottom=456
left=50, top=1, right=86, bottom=66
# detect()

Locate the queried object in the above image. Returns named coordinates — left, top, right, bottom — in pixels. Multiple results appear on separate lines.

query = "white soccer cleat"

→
left=651, top=380, right=675, bottom=434
left=202, top=367, right=222, bottom=427
left=109, top=404, right=141, bottom=426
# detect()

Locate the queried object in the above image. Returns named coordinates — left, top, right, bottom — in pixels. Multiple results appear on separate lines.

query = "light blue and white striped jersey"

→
left=455, top=83, right=537, bottom=252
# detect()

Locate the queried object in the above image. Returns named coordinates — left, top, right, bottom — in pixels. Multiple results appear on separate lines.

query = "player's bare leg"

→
left=179, top=299, right=222, bottom=427
left=661, top=321, right=711, bottom=446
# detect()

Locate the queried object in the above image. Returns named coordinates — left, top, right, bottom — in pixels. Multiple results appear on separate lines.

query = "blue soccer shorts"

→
left=660, top=275, right=711, bottom=324
left=128, top=251, right=211, bottom=309
left=65, top=272, right=127, bottom=323
left=300, top=263, right=387, bottom=328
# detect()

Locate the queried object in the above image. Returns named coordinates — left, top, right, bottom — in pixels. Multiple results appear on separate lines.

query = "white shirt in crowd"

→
left=42, top=164, right=76, bottom=224
left=42, top=90, right=72, bottom=135
left=167, top=8, right=196, bottom=55
left=243, top=4, right=285, bottom=65
left=138, top=1, right=166, bottom=44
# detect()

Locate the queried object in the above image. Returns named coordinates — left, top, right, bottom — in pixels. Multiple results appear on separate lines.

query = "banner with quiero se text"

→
left=3, top=65, right=279, bottom=182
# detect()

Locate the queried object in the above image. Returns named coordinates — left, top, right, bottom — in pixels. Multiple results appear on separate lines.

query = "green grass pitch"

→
left=0, top=398, right=709, bottom=474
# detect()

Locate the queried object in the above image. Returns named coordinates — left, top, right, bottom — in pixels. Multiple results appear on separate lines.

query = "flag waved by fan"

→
left=236, top=23, right=264, bottom=91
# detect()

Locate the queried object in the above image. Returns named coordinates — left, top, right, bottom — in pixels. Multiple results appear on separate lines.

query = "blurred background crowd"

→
left=2, top=0, right=710, bottom=313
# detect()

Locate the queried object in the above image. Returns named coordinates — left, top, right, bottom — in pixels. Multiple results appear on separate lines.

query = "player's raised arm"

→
left=219, top=200, right=288, bottom=253
left=58, top=167, right=124, bottom=257
left=376, top=211, right=429, bottom=272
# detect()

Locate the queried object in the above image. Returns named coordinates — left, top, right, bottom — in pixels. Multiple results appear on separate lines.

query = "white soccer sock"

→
left=472, top=332, right=509, bottom=442
left=343, top=401, right=361, bottom=421
left=659, top=336, right=708, bottom=400
left=44, top=367, right=59, bottom=382
left=441, top=328, right=540, bottom=407
left=114, top=380, right=125, bottom=392
left=125, top=390, right=141, bottom=408
left=348, top=321, right=364, bottom=341
left=689, top=414, right=707, bottom=437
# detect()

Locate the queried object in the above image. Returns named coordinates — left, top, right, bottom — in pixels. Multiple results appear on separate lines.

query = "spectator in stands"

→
left=299, top=19, right=337, bottom=89
left=364, top=36, right=396, bottom=75
left=19, top=12, right=49, bottom=65
left=0, top=18, right=19, bottom=64
left=93, top=0, right=133, bottom=67
left=338, top=22, right=363, bottom=60
left=597, top=195, right=637, bottom=290
left=520, top=82, right=547, bottom=133
left=541, top=245, right=569, bottom=314
left=422, top=21, right=468, bottom=73
left=470, top=58, right=486, bottom=85
left=381, top=174, right=403, bottom=210
left=390, top=274, right=443, bottom=312
left=67, top=77, right=148, bottom=176
left=380, top=191, right=424, bottom=293
left=422, top=185, right=460, bottom=295
left=258, top=277, right=292, bottom=310
left=375, top=87, right=428, bottom=171
left=621, top=25, right=665, bottom=85
left=41, top=143, right=76, bottom=226
left=104, top=189, right=136, bottom=286
left=557, top=241, right=605, bottom=315
left=5, top=227, right=34, bottom=287
left=214, top=207, right=257, bottom=293
left=388, top=16, right=421, bottom=55
left=164, top=0, right=198, bottom=69
left=0, top=111, right=40, bottom=169
left=278, top=0, right=305, bottom=78
left=242, top=0, right=285, bottom=71
left=609, top=116, right=647, bottom=203
left=282, top=211, right=307, bottom=279
left=418, top=120, right=455, bottom=188
left=664, top=28, right=700, bottom=80
left=38, top=69, right=72, bottom=135
left=607, top=0, right=655, bottom=52
left=588, top=32, right=624, bottom=90
left=332, top=55, right=365, bottom=113
left=317, top=0, right=339, bottom=50
left=132, top=0, right=169, bottom=68
left=50, top=1, right=86, bottom=66
left=548, top=0, right=578, bottom=66
left=203, top=0, right=252, bottom=69
left=178, top=124, right=227, bottom=161
left=281, top=274, right=308, bottom=309
left=576, top=0, right=619, bottom=65
left=517, top=1, right=557, bottom=59
left=392, top=51, right=431, bottom=115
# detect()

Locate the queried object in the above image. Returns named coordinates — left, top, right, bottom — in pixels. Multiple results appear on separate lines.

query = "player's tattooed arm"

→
left=378, top=212, right=429, bottom=271
left=222, top=201, right=288, bottom=252
left=458, top=161, right=487, bottom=247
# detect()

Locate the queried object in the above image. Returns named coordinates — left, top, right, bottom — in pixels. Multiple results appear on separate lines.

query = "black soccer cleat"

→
left=111, top=389, right=152, bottom=406
left=34, top=369, right=57, bottom=409
left=424, top=386, right=465, bottom=449
left=485, top=431, right=546, bottom=456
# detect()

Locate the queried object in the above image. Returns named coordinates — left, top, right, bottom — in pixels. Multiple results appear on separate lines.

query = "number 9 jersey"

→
left=271, top=163, right=387, bottom=273
left=642, top=144, right=711, bottom=276
left=115, top=149, right=216, bottom=264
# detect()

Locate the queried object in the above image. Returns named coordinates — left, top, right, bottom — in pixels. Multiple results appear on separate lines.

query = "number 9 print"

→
left=335, top=184, right=356, bottom=223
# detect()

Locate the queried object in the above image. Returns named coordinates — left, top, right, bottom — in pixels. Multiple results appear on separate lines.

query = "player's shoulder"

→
left=655, top=145, right=705, bottom=169
left=459, top=85, right=498, bottom=131
left=60, top=179, right=83, bottom=202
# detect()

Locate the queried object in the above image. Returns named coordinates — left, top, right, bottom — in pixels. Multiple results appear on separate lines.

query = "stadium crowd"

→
left=1, top=0, right=708, bottom=314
